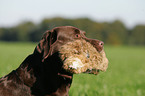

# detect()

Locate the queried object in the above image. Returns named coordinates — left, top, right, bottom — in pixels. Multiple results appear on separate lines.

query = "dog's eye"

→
left=75, top=34, right=81, bottom=38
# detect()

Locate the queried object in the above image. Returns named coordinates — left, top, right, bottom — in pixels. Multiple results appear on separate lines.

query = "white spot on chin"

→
left=69, top=58, right=84, bottom=69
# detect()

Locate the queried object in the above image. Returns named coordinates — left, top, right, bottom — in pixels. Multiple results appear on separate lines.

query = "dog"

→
left=0, top=26, right=105, bottom=96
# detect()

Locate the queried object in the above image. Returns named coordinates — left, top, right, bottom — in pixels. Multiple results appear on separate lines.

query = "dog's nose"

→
left=84, top=37, right=104, bottom=52
left=98, top=41, right=104, bottom=46
left=90, top=40, right=104, bottom=52
left=96, top=41, right=104, bottom=52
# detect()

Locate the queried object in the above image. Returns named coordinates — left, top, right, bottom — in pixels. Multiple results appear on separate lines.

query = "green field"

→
left=0, top=42, right=145, bottom=96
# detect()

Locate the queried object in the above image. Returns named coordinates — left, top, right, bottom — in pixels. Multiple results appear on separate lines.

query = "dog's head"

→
left=34, top=26, right=108, bottom=75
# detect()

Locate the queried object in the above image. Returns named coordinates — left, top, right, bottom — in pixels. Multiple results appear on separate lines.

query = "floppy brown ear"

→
left=34, top=30, right=58, bottom=62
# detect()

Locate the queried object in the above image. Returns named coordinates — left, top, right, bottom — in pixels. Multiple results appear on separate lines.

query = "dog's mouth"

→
left=84, top=69, right=100, bottom=75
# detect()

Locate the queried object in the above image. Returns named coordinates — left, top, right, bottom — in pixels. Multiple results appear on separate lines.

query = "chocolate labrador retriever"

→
left=0, top=26, right=104, bottom=96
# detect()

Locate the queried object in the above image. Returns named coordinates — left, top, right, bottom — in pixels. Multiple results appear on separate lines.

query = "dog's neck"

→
left=16, top=52, right=73, bottom=96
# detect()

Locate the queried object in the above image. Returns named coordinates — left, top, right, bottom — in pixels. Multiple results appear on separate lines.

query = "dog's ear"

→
left=34, top=30, right=58, bottom=62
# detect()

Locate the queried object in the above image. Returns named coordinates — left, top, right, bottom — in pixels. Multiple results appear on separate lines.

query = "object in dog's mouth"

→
left=59, top=39, right=108, bottom=75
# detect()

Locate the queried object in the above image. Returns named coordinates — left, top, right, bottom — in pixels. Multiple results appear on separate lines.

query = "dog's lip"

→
left=97, top=47, right=104, bottom=53
left=84, top=69, right=100, bottom=74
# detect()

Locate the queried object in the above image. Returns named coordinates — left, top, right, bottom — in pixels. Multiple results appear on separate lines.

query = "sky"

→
left=0, top=0, right=145, bottom=28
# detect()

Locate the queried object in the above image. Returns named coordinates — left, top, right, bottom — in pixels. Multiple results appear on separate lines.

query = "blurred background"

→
left=0, top=0, right=145, bottom=45
left=0, top=0, right=145, bottom=96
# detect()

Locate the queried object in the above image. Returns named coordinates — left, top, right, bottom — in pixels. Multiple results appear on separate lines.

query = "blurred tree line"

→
left=0, top=17, right=145, bottom=45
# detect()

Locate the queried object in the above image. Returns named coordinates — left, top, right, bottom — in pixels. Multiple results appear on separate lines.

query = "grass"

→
left=0, top=42, right=145, bottom=96
left=0, top=42, right=36, bottom=76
